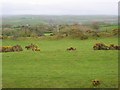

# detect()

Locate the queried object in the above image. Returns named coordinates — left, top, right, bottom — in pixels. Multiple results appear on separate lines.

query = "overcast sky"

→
left=1, top=0, right=119, bottom=15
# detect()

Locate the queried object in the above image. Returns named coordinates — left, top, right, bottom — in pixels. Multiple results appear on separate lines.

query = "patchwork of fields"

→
left=2, top=37, right=118, bottom=88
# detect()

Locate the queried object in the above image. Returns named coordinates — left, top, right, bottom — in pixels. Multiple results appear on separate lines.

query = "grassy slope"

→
left=2, top=37, right=118, bottom=88
left=100, top=25, right=118, bottom=32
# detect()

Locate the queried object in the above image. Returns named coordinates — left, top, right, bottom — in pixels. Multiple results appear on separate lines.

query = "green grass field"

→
left=2, top=37, right=118, bottom=88
left=100, top=25, right=118, bottom=32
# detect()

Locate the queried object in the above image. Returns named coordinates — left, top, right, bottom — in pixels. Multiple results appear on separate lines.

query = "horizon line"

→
left=2, top=14, right=118, bottom=16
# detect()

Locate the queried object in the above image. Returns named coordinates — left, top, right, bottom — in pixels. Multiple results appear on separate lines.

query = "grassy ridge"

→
left=2, top=37, right=118, bottom=88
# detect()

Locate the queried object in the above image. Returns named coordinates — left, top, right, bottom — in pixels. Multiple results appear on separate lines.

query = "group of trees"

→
left=1, top=22, right=119, bottom=40
left=2, top=24, right=55, bottom=37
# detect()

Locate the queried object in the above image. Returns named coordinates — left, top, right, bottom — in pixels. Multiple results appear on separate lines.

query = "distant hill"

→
left=2, top=15, right=118, bottom=25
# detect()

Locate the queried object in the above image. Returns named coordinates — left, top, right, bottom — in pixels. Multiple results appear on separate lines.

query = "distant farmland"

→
left=2, top=15, right=118, bottom=25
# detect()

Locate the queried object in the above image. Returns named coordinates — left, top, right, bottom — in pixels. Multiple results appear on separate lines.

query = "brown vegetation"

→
left=0, top=45, right=23, bottom=52
left=67, top=47, right=76, bottom=51
left=25, top=43, right=40, bottom=51
left=93, top=43, right=120, bottom=50
left=92, top=79, right=100, bottom=86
